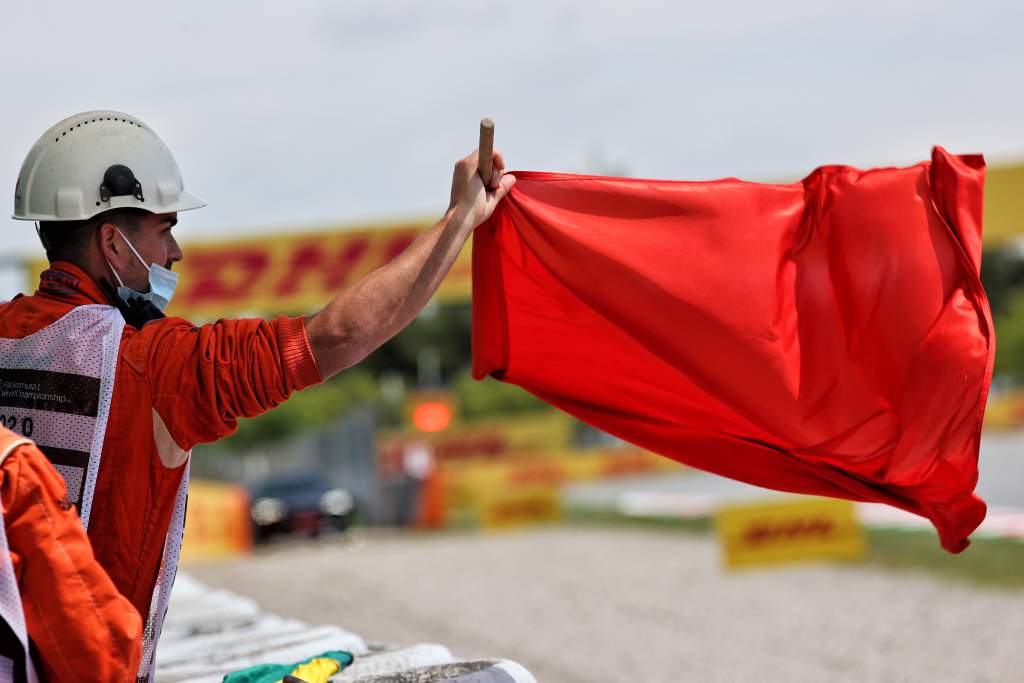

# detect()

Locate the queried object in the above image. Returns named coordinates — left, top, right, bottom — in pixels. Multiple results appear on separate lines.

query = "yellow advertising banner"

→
left=983, top=389, right=1024, bottom=429
left=378, top=412, right=575, bottom=472
left=180, top=479, right=253, bottom=564
left=27, top=218, right=472, bottom=319
left=475, top=486, right=563, bottom=529
left=715, top=496, right=865, bottom=569
left=438, top=447, right=683, bottom=528
left=983, top=162, right=1024, bottom=246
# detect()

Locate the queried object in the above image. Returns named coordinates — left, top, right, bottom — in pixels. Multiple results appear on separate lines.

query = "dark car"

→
left=249, top=472, right=356, bottom=542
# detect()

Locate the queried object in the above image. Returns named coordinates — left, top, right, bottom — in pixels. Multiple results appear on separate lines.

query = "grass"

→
left=864, top=528, right=1024, bottom=588
left=565, top=505, right=1024, bottom=589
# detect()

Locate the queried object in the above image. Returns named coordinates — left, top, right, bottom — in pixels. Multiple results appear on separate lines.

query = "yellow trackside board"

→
left=476, top=485, right=562, bottom=530
left=180, top=479, right=253, bottom=564
left=715, top=496, right=865, bottom=569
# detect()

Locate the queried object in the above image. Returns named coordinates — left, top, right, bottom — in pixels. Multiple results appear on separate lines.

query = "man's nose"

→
left=168, top=235, right=184, bottom=264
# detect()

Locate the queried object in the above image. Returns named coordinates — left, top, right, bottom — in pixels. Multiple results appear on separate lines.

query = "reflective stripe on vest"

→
left=0, top=305, right=189, bottom=682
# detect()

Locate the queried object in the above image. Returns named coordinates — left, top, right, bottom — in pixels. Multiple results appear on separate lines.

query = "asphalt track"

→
left=189, top=526, right=1024, bottom=683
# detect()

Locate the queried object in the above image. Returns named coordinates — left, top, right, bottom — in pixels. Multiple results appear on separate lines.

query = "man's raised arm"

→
left=305, top=148, right=515, bottom=378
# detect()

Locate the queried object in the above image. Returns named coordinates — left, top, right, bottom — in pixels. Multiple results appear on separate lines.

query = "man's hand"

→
left=306, top=146, right=517, bottom=378
left=448, top=148, right=516, bottom=229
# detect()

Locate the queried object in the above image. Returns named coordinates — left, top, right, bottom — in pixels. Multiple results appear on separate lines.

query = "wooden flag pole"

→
left=478, top=118, right=495, bottom=184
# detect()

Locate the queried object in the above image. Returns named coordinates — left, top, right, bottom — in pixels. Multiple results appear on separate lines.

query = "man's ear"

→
left=96, top=221, right=121, bottom=263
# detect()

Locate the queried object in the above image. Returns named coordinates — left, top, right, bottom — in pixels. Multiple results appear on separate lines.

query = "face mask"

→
left=106, top=227, right=179, bottom=312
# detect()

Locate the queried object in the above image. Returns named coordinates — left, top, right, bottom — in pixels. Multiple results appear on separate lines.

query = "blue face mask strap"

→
left=105, top=258, right=127, bottom=288
left=114, top=227, right=151, bottom=273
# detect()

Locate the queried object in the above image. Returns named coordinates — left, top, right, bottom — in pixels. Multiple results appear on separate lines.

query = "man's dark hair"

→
left=36, top=208, right=146, bottom=264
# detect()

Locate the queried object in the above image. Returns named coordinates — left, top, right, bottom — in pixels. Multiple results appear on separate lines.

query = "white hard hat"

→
left=12, top=110, right=205, bottom=221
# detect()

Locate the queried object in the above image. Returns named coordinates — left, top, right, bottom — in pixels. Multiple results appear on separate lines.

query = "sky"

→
left=0, top=0, right=1021, bottom=289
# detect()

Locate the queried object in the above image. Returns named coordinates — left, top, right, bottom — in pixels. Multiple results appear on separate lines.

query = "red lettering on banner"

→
left=179, top=249, right=270, bottom=306
left=490, top=497, right=558, bottom=521
left=741, top=517, right=836, bottom=547
left=508, top=463, right=567, bottom=486
left=273, top=238, right=372, bottom=296
left=432, top=432, right=507, bottom=461
left=381, top=234, right=415, bottom=263
left=600, top=451, right=657, bottom=477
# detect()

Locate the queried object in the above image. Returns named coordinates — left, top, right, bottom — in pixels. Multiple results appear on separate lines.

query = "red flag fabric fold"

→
left=472, top=147, right=993, bottom=553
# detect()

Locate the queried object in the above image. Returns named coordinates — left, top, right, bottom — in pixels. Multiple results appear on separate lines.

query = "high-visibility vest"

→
left=0, top=306, right=188, bottom=682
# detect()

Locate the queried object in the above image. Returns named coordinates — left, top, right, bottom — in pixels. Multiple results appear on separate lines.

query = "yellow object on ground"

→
left=715, top=496, right=865, bottom=569
left=275, top=656, right=341, bottom=683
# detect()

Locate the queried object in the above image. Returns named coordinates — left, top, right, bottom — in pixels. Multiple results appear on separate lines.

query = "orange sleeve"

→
left=129, top=314, right=323, bottom=450
left=2, top=444, right=143, bottom=682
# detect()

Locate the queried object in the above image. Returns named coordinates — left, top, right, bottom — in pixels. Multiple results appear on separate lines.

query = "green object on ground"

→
left=222, top=650, right=353, bottom=683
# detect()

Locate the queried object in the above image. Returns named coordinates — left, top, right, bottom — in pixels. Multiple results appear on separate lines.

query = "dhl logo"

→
left=506, top=462, right=570, bottom=486
left=488, top=496, right=559, bottom=522
left=479, top=488, right=562, bottom=528
left=741, top=516, right=836, bottom=546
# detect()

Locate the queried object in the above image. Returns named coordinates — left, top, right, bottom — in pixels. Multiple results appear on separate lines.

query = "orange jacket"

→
left=0, top=427, right=142, bottom=682
left=0, top=262, right=322, bottom=620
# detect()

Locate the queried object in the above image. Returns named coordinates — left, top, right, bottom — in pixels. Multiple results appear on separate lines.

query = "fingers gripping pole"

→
left=478, top=118, right=495, bottom=184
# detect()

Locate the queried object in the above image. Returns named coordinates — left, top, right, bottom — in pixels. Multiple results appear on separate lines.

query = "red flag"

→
left=472, top=147, right=993, bottom=553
